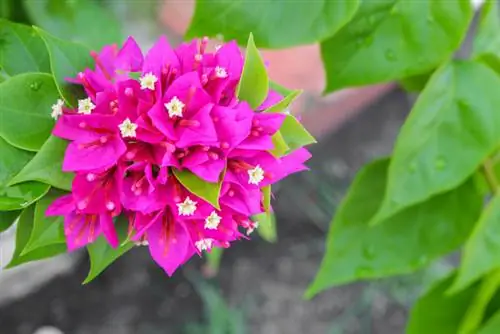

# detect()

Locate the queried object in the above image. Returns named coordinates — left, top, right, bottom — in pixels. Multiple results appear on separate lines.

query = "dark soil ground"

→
left=0, top=89, right=442, bottom=334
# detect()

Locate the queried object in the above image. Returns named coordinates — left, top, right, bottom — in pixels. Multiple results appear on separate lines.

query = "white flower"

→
left=177, top=196, right=197, bottom=216
left=140, top=72, right=158, bottom=91
left=164, top=96, right=185, bottom=118
left=247, top=221, right=259, bottom=236
left=248, top=165, right=265, bottom=185
left=214, top=66, right=228, bottom=79
left=118, top=118, right=138, bottom=138
left=195, top=238, right=214, bottom=252
left=204, top=211, right=221, bottom=230
left=78, top=98, right=95, bottom=115
left=51, top=99, right=64, bottom=119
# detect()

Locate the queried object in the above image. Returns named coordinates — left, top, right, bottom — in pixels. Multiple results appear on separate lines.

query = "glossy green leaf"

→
left=187, top=0, right=359, bottom=48
left=0, top=182, right=50, bottom=211
left=451, top=193, right=500, bottom=292
left=9, top=136, right=73, bottom=191
left=255, top=212, right=277, bottom=243
left=371, top=61, right=500, bottom=225
left=270, top=131, right=289, bottom=157
left=24, top=0, right=122, bottom=50
left=6, top=205, right=66, bottom=269
left=0, top=209, right=20, bottom=232
left=22, top=190, right=66, bottom=254
left=35, top=27, right=92, bottom=107
left=172, top=169, right=222, bottom=209
left=0, top=72, right=59, bottom=151
left=473, top=0, right=500, bottom=59
left=305, top=159, right=482, bottom=298
left=236, top=33, right=268, bottom=109
left=321, top=0, right=473, bottom=92
left=0, top=136, right=34, bottom=188
left=0, top=19, right=50, bottom=75
left=269, top=81, right=294, bottom=97
left=479, top=309, right=500, bottom=334
left=264, top=89, right=302, bottom=113
left=205, top=247, right=224, bottom=274
left=280, top=115, right=316, bottom=151
left=84, top=218, right=134, bottom=284
left=407, top=272, right=480, bottom=334
left=399, top=71, right=433, bottom=92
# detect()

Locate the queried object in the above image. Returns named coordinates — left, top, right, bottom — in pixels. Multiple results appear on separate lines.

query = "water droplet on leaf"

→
left=29, top=81, right=42, bottom=91
left=385, top=49, right=397, bottom=61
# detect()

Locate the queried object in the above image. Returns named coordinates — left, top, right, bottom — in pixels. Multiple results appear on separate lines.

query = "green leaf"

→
left=451, top=193, right=500, bottom=292
left=264, top=89, right=302, bottom=113
left=479, top=309, right=500, bottom=334
left=186, top=0, right=359, bottom=49
left=22, top=190, right=66, bottom=254
left=255, top=212, right=277, bottom=243
left=9, top=136, right=73, bottom=191
left=0, top=136, right=34, bottom=188
left=371, top=60, right=500, bottom=225
left=407, top=271, right=480, bottom=334
left=172, top=169, right=222, bottom=209
left=305, top=159, right=482, bottom=298
left=236, top=33, right=269, bottom=109
left=6, top=205, right=66, bottom=269
left=280, top=115, right=316, bottom=150
left=0, top=209, right=20, bottom=232
left=270, top=131, right=289, bottom=157
left=399, top=70, right=433, bottom=92
left=0, top=182, right=50, bottom=211
left=0, top=0, right=10, bottom=19
left=262, top=185, right=271, bottom=214
left=321, top=0, right=473, bottom=92
left=0, top=72, right=59, bottom=151
left=0, top=19, right=50, bottom=75
left=35, top=27, right=92, bottom=107
left=473, top=0, right=500, bottom=59
left=24, top=0, right=122, bottom=50
left=269, top=81, right=294, bottom=96
left=205, top=247, right=224, bottom=274
left=84, top=218, right=134, bottom=284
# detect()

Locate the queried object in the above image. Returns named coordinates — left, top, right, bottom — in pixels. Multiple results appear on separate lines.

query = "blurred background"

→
left=0, top=1, right=462, bottom=333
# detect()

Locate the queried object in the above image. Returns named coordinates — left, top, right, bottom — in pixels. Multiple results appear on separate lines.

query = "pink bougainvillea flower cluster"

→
left=46, top=36, right=311, bottom=276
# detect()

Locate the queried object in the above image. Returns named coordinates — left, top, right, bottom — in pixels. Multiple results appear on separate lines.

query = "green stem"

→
left=483, top=158, right=499, bottom=193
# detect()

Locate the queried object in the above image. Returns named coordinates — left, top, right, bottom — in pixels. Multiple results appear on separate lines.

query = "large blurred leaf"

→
left=479, top=309, right=500, bottom=334
left=9, top=135, right=73, bottom=191
left=305, top=159, right=482, bottom=298
left=474, top=0, right=500, bottom=59
left=35, top=27, right=92, bottom=107
left=371, top=61, right=500, bottom=225
left=84, top=218, right=134, bottom=284
left=22, top=190, right=66, bottom=254
left=24, top=0, right=122, bottom=50
left=0, top=19, right=50, bottom=75
left=236, top=33, right=268, bottom=109
left=6, top=205, right=66, bottom=269
left=321, top=0, right=472, bottom=92
left=407, top=272, right=480, bottom=334
left=0, top=73, right=59, bottom=151
left=173, top=169, right=222, bottom=210
left=187, top=0, right=359, bottom=49
left=0, top=209, right=20, bottom=232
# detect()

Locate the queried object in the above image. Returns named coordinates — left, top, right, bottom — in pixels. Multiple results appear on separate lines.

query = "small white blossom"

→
left=140, top=72, right=158, bottom=90
left=78, top=98, right=95, bottom=115
left=164, top=96, right=185, bottom=118
left=204, top=211, right=221, bottom=230
left=248, top=165, right=265, bottom=185
left=118, top=118, right=138, bottom=138
left=51, top=99, right=64, bottom=119
left=214, top=66, right=228, bottom=79
left=134, top=240, right=149, bottom=247
left=247, top=221, right=259, bottom=236
left=195, top=238, right=214, bottom=252
left=177, top=197, right=197, bottom=216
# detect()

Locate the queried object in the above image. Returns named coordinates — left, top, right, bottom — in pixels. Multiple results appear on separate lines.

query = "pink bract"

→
left=47, top=35, right=312, bottom=276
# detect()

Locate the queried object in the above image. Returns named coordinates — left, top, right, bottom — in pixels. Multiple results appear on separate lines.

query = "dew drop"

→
left=362, top=245, right=376, bottom=260
left=385, top=49, right=397, bottom=62
left=29, top=81, right=42, bottom=91
left=435, top=156, right=447, bottom=170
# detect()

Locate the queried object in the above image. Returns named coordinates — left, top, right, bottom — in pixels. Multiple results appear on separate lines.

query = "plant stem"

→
left=483, top=158, right=498, bottom=194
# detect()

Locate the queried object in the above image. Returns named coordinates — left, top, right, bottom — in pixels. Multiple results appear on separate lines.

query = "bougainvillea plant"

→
left=0, top=19, right=314, bottom=282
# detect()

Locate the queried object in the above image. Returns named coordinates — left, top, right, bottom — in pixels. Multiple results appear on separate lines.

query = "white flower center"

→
left=248, top=165, right=265, bottom=185
left=195, top=238, right=214, bottom=252
left=118, top=118, right=138, bottom=138
left=177, top=196, right=197, bottom=216
left=51, top=99, right=64, bottom=119
left=204, top=211, right=221, bottom=230
left=140, top=72, right=158, bottom=91
left=214, top=66, right=228, bottom=78
left=78, top=98, right=95, bottom=115
left=164, top=96, right=185, bottom=118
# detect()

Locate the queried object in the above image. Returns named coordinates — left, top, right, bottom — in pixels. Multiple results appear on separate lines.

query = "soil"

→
left=0, top=89, right=422, bottom=334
